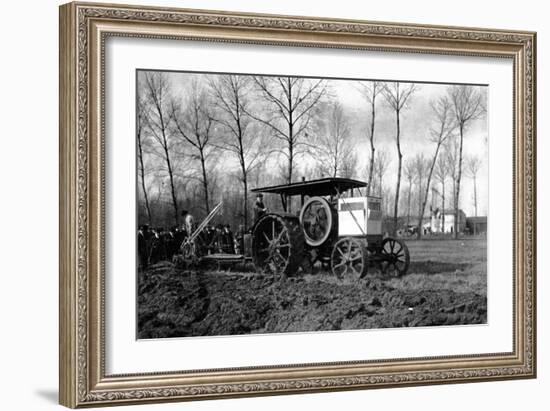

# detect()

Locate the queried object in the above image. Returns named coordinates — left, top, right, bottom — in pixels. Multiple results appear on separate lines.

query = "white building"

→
left=430, top=208, right=467, bottom=234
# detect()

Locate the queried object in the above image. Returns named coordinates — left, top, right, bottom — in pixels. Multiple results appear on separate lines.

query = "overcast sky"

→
left=139, top=70, right=488, bottom=217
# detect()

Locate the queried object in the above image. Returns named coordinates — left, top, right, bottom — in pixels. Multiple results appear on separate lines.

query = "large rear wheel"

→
left=252, top=214, right=304, bottom=277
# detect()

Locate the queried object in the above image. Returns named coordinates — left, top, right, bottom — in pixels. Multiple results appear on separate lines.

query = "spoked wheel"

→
left=299, top=197, right=335, bottom=247
left=252, top=214, right=304, bottom=277
left=379, top=237, right=410, bottom=277
left=331, top=237, right=368, bottom=280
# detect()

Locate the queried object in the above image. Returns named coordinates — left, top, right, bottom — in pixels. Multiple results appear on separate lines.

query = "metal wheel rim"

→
left=380, top=238, right=408, bottom=276
left=331, top=238, right=366, bottom=279
left=299, top=197, right=333, bottom=247
left=255, top=217, right=291, bottom=275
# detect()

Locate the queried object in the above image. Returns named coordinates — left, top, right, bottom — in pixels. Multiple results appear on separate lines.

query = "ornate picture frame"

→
left=59, top=1, right=536, bottom=408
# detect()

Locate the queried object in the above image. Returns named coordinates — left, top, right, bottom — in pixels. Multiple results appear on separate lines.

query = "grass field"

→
left=390, top=238, right=487, bottom=294
left=138, top=237, right=487, bottom=338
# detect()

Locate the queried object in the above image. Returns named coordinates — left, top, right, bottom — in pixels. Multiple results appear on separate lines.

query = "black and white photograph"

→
left=135, top=69, right=488, bottom=339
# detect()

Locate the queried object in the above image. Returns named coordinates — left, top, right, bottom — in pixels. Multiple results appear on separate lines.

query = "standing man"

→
left=138, top=224, right=154, bottom=268
left=181, top=209, right=195, bottom=237
left=253, top=193, right=267, bottom=223
left=222, top=224, right=235, bottom=254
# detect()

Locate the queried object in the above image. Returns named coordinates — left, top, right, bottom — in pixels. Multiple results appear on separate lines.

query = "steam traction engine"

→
left=250, top=178, right=410, bottom=278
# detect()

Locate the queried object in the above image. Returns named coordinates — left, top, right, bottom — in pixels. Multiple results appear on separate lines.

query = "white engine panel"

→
left=338, top=196, right=382, bottom=236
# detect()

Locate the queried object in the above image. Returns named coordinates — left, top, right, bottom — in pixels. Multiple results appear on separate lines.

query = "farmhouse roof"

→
left=251, top=177, right=367, bottom=197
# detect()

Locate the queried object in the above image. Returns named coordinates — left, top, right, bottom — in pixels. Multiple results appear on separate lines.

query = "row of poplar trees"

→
left=137, top=71, right=485, bottom=238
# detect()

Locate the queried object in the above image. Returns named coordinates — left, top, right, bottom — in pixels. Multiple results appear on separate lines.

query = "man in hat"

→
left=253, top=193, right=267, bottom=223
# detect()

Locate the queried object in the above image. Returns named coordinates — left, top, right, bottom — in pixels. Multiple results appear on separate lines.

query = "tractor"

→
left=250, top=177, right=410, bottom=279
left=175, top=177, right=409, bottom=279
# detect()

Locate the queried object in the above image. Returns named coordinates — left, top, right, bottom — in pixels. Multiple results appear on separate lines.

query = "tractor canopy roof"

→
left=251, top=177, right=367, bottom=198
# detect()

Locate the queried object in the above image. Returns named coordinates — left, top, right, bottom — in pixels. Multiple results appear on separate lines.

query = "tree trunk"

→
left=239, top=145, right=249, bottom=230
left=287, top=106, right=294, bottom=212
left=366, top=98, right=376, bottom=196
left=199, top=151, right=210, bottom=214
left=406, top=182, right=411, bottom=226
left=418, top=175, right=423, bottom=219
left=164, top=146, right=179, bottom=226
left=473, top=175, right=478, bottom=217
left=417, top=144, right=442, bottom=239
left=393, top=109, right=402, bottom=236
left=441, top=179, right=445, bottom=233
left=454, top=124, right=465, bottom=239
left=137, top=134, right=152, bottom=225
left=243, top=177, right=248, bottom=230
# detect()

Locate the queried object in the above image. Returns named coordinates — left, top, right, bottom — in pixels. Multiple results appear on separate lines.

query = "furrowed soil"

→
left=137, top=238, right=487, bottom=338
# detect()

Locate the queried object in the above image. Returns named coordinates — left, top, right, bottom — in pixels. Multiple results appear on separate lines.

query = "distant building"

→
left=430, top=208, right=467, bottom=234
left=407, top=216, right=432, bottom=235
left=466, top=216, right=487, bottom=235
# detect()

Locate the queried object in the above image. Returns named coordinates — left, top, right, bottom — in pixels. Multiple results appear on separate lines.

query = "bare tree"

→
left=466, top=155, right=483, bottom=216
left=312, top=102, right=354, bottom=178
left=445, top=135, right=460, bottom=214
left=208, top=74, right=268, bottom=229
left=248, top=76, right=326, bottom=210
left=358, top=81, right=383, bottom=195
left=448, top=85, right=486, bottom=238
left=141, top=72, right=179, bottom=225
left=433, top=152, right=450, bottom=232
left=137, top=97, right=153, bottom=225
left=413, top=153, right=429, bottom=219
left=373, top=148, right=391, bottom=198
left=172, top=80, right=216, bottom=214
left=403, top=159, right=416, bottom=227
left=415, top=97, right=455, bottom=238
left=340, top=151, right=358, bottom=179
left=381, top=82, right=418, bottom=234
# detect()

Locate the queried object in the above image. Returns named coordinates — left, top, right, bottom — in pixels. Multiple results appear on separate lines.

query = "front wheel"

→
left=331, top=237, right=368, bottom=280
left=379, top=237, right=410, bottom=277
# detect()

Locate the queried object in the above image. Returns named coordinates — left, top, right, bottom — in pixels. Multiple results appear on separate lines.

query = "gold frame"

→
left=59, top=1, right=537, bottom=408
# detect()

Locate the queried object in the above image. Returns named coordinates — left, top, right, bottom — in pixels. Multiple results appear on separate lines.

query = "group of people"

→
left=138, top=210, right=247, bottom=269
left=137, top=195, right=268, bottom=269
left=137, top=225, right=185, bottom=269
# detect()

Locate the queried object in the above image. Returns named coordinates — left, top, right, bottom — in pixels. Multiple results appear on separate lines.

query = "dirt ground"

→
left=137, top=238, right=487, bottom=339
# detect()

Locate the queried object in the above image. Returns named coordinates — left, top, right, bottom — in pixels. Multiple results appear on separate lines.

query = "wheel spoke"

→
left=275, top=249, right=287, bottom=262
left=264, top=254, right=274, bottom=269
left=275, top=229, right=286, bottom=243
left=333, top=261, right=346, bottom=269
